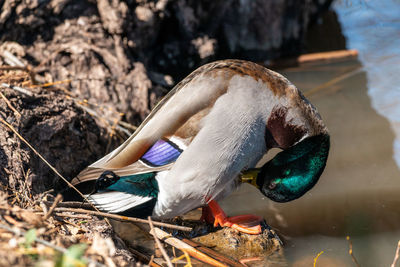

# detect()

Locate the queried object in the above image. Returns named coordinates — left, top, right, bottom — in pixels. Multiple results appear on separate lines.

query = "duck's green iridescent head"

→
left=257, top=134, right=330, bottom=202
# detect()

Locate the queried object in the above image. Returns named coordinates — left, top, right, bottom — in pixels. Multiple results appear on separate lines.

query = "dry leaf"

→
left=19, top=210, right=44, bottom=227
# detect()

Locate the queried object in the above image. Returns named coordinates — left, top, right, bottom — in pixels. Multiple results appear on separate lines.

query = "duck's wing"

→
left=76, top=138, right=187, bottom=216
left=74, top=137, right=187, bottom=183
left=87, top=172, right=163, bottom=218
left=73, top=61, right=229, bottom=185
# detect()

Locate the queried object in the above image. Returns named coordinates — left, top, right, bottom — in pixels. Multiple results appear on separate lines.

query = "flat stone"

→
left=192, top=222, right=283, bottom=259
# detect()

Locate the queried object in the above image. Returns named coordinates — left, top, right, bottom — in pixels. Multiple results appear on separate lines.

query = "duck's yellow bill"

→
left=240, top=169, right=260, bottom=189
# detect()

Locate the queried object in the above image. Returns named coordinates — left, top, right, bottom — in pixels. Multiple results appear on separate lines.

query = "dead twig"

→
left=51, top=207, right=192, bottom=232
left=182, top=238, right=242, bottom=267
left=43, top=200, right=94, bottom=209
left=151, top=227, right=228, bottom=267
left=346, top=236, right=361, bottom=267
left=0, top=90, right=21, bottom=117
left=0, top=223, right=105, bottom=267
left=28, top=79, right=71, bottom=88
left=39, top=202, right=48, bottom=215
left=3, top=215, right=26, bottom=228
left=128, top=247, right=162, bottom=267
left=42, top=194, right=63, bottom=220
left=0, top=66, right=28, bottom=71
left=118, top=120, right=138, bottom=131
left=34, top=211, right=92, bottom=219
left=60, top=219, right=84, bottom=230
left=268, top=49, right=358, bottom=69
left=53, top=213, right=92, bottom=219
left=391, top=241, right=400, bottom=267
left=1, top=82, right=33, bottom=97
left=148, top=255, right=155, bottom=266
left=148, top=217, right=173, bottom=267
left=304, top=67, right=362, bottom=97
left=297, top=49, right=358, bottom=64
left=106, top=117, right=121, bottom=153
left=239, top=257, right=263, bottom=267
left=1, top=51, right=25, bottom=67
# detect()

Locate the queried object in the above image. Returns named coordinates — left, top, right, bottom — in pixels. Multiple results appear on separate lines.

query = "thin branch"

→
left=1, top=82, right=33, bottom=97
left=239, top=257, right=263, bottom=267
left=0, top=90, right=21, bottom=117
left=43, top=200, right=94, bottom=209
left=0, top=66, right=28, bottom=71
left=42, top=194, right=63, bottom=220
left=1, top=51, right=25, bottom=67
left=304, top=67, right=362, bottom=98
left=148, top=217, right=173, bottom=267
left=391, top=241, right=400, bottom=267
left=346, top=236, right=361, bottom=267
left=52, top=207, right=192, bottom=232
left=182, top=238, right=242, bottom=267
left=53, top=213, right=92, bottom=219
left=28, top=79, right=71, bottom=88
left=148, top=255, right=155, bottom=266
left=118, top=120, right=138, bottom=131
left=0, top=223, right=106, bottom=267
left=128, top=247, right=162, bottom=267
left=151, top=227, right=228, bottom=267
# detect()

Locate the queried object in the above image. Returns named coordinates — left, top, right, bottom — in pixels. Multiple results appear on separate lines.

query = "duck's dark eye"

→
left=269, top=182, right=277, bottom=190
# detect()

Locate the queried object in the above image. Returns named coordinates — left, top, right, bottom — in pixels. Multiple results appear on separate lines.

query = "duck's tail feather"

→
left=86, top=191, right=156, bottom=218
left=71, top=171, right=161, bottom=217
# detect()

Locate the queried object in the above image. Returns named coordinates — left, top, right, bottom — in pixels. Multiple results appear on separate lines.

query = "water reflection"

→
left=222, top=53, right=400, bottom=267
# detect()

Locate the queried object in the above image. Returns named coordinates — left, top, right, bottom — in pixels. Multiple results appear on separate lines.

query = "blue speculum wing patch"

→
left=140, top=139, right=182, bottom=167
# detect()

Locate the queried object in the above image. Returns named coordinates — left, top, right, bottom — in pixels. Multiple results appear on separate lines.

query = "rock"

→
left=192, top=221, right=283, bottom=261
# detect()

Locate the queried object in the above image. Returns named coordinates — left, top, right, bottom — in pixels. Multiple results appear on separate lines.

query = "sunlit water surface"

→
left=221, top=1, right=400, bottom=266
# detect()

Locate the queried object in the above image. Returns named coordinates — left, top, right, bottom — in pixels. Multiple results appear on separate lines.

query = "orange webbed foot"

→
left=203, top=200, right=263, bottom=235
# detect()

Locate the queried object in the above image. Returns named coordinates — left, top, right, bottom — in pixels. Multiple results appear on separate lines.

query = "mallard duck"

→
left=71, top=59, right=330, bottom=234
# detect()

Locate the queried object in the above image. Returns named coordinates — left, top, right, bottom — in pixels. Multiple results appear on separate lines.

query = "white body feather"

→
left=153, top=75, right=279, bottom=217
left=88, top=192, right=153, bottom=213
